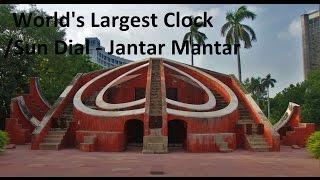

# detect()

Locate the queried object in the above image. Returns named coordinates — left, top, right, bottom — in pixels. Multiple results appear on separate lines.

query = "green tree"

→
left=0, top=4, right=63, bottom=129
left=262, top=73, right=277, bottom=119
left=243, top=76, right=266, bottom=106
left=183, top=17, right=207, bottom=66
left=39, top=53, right=101, bottom=103
left=221, top=5, right=257, bottom=82
left=301, top=70, right=320, bottom=125
left=270, top=70, right=320, bottom=126
left=0, top=5, right=101, bottom=129
left=270, top=83, right=306, bottom=124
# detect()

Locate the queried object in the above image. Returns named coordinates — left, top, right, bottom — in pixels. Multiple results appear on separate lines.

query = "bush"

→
left=306, top=131, right=320, bottom=159
left=0, top=131, right=9, bottom=152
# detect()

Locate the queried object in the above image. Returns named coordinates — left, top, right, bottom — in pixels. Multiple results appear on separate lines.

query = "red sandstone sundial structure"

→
left=5, top=58, right=314, bottom=153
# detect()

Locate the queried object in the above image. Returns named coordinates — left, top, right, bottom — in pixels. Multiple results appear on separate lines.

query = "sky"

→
left=17, top=4, right=319, bottom=97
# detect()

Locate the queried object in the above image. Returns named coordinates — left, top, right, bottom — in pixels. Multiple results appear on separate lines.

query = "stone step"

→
left=251, top=145, right=270, bottom=152
left=247, top=135, right=265, bottom=140
left=150, top=104, right=162, bottom=107
left=249, top=138, right=268, bottom=143
left=46, top=134, right=65, bottom=138
left=150, top=108, right=162, bottom=113
left=252, top=147, right=270, bottom=152
left=248, top=140, right=268, bottom=145
left=39, top=143, right=60, bottom=150
left=48, top=130, right=66, bottom=135
left=61, top=114, right=73, bottom=118
left=43, top=137, right=63, bottom=143
left=239, top=111, right=249, bottom=114
left=237, top=119, right=253, bottom=124
left=220, top=148, right=233, bottom=153
left=240, top=115, right=251, bottom=119
left=143, top=143, right=168, bottom=154
left=150, top=128, right=162, bottom=136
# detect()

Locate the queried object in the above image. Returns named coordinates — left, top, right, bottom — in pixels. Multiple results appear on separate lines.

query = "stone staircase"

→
left=211, top=90, right=228, bottom=110
left=143, top=59, right=168, bottom=154
left=83, top=91, right=99, bottom=110
left=149, top=60, right=162, bottom=124
left=246, top=135, right=270, bottom=152
left=237, top=104, right=270, bottom=152
left=39, top=104, right=73, bottom=150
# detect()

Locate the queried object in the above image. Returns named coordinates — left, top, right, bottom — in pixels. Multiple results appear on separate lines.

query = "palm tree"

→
left=262, top=74, right=277, bottom=119
left=243, top=77, right=265, bottom=106
left=221, top=6, right=257, bottom=83
left=183, top=17, right=207, bottom=66
left=252, top=77, right=265, bottom=106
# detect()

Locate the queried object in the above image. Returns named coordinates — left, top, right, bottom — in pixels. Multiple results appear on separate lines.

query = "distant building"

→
left=301, top=10, right=320, bottom=79
left=85, top=37, right=132, bottom=68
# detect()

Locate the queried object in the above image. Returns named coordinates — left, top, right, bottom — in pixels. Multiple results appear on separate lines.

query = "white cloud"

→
left=288, top=18, right=302, bottom=37
left=278, top=18, right=301, bottom=39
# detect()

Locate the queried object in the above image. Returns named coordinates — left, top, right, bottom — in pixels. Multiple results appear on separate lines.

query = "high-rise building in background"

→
left=85, top=37, right=132, bottom=68
left=301, top=10, right=320, bottom=79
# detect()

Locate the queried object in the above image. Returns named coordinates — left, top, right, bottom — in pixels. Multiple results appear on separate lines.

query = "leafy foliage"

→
left=270, top=70, right=320, bottom=126
left=0, top=5, right=101, bottom=129
left=221, top=6, right=257, bottom=46
left=0, top=131, right=9, bottom=152
left=183, top=16, right=207, bottom=66
left=301, top=71, right=320, bottom=125
left=306, top=131, right=320, bottom=159
left=221, top=5, right=257, bottom=82
left=243, top=76, right=267, bottom=107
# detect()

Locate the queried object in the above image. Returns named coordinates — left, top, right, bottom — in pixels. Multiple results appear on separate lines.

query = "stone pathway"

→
left=0, top=145, right=319, bottom=176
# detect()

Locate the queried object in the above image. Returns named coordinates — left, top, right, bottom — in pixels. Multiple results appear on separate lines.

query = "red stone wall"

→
left=5, top=118, right=30, bottom=144
left=76, top=131, right=125, bottom=152
left=187, top=133, right=236, bottom=152
left=164, top=67, right=206, bottom=105
left=282, top=123, right=315, bottom=147
left=22, top=78, right=51, bottom=120
left=280, top=105, right=315, bottom=147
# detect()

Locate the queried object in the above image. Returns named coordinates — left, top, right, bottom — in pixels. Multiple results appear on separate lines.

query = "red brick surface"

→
left=0, top=145, right=319, bottom=177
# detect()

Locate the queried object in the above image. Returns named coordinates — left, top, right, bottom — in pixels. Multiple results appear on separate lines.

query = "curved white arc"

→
left=164, top=63, right=216, bottom=111
left=163, top=59, right=238, bottom=118
left=96, top=63, right=149, bottom=110
left=73, top=59, right=149, bottom=117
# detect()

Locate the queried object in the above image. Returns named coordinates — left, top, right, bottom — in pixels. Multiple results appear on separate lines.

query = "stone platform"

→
left=0, top=145, right=319, bottom=177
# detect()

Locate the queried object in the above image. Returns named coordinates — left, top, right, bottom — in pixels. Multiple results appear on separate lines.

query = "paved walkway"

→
left=0, top=145, right=319, bottom=176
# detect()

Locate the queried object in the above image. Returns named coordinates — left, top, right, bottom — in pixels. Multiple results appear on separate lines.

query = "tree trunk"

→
left=190, top=36, right=194, bottom=66
left=237, top=46, right=242, bottom=83
left=267, top=86, right=270, bottom=119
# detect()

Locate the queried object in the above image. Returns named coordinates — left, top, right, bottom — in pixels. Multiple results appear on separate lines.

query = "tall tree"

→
left=243, top=77, right=265, bottom=106
left=262, top=74, right=277, bottom=119
left=301, top=70, right=320, bottom=126
left=0, top=5, right=101, bottom=129
left=183, top=17, right=207, bottom=66
left=221, top=5, right=257, bottom=82
left=270, top=83, right=306, bottom=124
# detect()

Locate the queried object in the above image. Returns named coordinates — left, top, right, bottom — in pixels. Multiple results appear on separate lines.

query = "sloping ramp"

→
left=273, top=102, right=299, bottom=132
